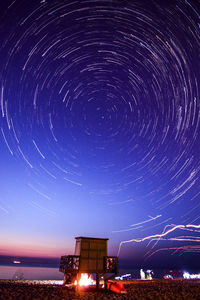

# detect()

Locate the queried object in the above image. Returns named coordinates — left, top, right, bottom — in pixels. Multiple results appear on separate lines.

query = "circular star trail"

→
left=0, top=0, right=200, bottom=263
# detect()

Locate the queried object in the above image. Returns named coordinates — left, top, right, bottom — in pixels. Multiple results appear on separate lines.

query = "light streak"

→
left=113, top=215, right=162, bottom=234
left=112, top=226, right=142, bottom=233
left=1, top=85, right=4, bottom=117
left=0, top=205, right=9, bottom=214
left=64, top=177, right=82, bottom=186
left=145, top=245, right=200, bottom=260
left=1, top=128, right=13, bottom=155
left=130, top=215, right=162, bottom=227
left=18, top=146, right=33, bottom=168
left=118, top=224, right=200, bottom=256
left=28, top=183, right=51, bottom=200
left=33, top=140, right=45, bottom=159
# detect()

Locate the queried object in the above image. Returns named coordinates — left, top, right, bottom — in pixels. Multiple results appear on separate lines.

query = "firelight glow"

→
left=74, top=274, right=95, bottom=287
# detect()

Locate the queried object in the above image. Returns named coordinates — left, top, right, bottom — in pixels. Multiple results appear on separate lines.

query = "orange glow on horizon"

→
left=0, top=240, right=73, bottom=258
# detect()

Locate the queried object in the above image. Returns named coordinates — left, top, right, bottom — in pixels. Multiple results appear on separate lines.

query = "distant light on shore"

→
left=183, top=272, right=200, bottom=279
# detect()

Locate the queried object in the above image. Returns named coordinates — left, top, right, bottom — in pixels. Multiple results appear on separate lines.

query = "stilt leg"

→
left=104, top=273, right=108, bottom=291
left=76, top=273, right=81, bottom=291
left=96, top=273, right=99, bottom=290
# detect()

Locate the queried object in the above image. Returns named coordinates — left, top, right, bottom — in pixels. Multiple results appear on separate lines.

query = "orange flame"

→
left=74, top=273, right=95, bottom=286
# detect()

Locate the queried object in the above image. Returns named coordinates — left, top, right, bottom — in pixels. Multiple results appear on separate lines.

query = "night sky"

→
left=0, top=0, right=200, bottom=269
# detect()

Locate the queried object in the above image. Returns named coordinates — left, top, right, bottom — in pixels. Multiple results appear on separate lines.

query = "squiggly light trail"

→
left=145, top=245, right=200, bottom=260
left=118, top=224, right=200, bottom=256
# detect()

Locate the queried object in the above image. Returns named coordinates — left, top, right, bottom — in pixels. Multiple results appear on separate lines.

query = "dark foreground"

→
left=0, top=279, right=200, bottom=300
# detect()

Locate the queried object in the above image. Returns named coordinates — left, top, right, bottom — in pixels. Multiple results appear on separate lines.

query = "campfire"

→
left=73, top=273, right=127, bottom=294
left=74, top=273, right=95, bottom=287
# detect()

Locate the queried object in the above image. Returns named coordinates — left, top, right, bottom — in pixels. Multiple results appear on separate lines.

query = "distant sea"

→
left=0, top=256, right=63, bottom=280
left=0, top=265, right=63, bottom=280
left=0, top=264, right=186, bottom=280
left=0, top=256, right=196, bottom=280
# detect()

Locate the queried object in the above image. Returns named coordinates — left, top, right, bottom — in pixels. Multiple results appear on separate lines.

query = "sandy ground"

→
left=0, top=279, right=200, bottom=299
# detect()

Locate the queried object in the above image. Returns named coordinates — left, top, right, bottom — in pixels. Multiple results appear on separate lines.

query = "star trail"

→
left=0, top=0, right=200, bottom=268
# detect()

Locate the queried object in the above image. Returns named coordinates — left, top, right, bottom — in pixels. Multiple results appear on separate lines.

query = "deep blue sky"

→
left=0, top=0, right=200, bottom=269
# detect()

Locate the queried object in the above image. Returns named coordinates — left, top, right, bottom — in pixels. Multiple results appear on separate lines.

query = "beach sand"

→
left=0, top=279, right=200, bottom=299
